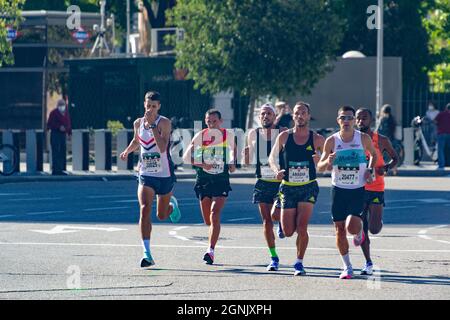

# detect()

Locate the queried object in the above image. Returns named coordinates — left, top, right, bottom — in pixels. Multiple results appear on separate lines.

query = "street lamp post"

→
left=376, top=0, right=384, bottom=125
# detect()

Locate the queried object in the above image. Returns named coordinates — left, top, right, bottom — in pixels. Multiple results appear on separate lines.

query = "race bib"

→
left=142, top=152, right=162, bottom=173
left=337, top=166, right=359, bottom=186
left=288, top=161, right=310, bottom=183
left=204, top=160, right=225, bottom=175
left=260, top=165, right=276, bottom=180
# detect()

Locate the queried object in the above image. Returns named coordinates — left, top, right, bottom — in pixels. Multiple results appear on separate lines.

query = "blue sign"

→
left=72, top=28, right=90, bottom=44
left=6, top=27, right=17, bottom=41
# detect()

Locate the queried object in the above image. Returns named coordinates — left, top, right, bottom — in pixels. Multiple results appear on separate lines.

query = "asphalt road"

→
left=0, top=176, right=449, bottom=300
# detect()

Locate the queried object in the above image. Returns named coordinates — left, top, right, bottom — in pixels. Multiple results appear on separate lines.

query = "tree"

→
left=423, top=0, right=450, bottom=92
left=0, top=0, right=25, bottom=67
left=168, top=0, right=344, bottom=127
left=335, top=0, right=432, bottom=86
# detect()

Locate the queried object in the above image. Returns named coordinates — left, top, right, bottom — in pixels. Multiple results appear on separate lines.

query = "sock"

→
left=269, top=247, right=278, bottom=258
left=142, top=239, right=151, bottom=257
left=207, top=247, right=214, bottom=256
left=295, top=258, right=303, bottom=265
left=341, top=253, right=352, bottom=269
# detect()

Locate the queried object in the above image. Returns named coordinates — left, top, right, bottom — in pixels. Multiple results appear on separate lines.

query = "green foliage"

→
left=107, top=120, right=125, bottom=136
left=335, top=0, right=432, bottom=85
left=0, top=0, right=25, bottom=67
left=423, top=0, right=450, bottom=92
left=167, top=0, right=344, bottom=99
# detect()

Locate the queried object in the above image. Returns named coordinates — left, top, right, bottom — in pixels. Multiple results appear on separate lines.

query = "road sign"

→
left=6, top=27, right=18, bottom=41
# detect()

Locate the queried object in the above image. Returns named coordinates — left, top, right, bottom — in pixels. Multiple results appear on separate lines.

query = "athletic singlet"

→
left=365, top=132, right=385, bottom=192
left=280, top=130, right=317, bottom=186
left=138, top=116, right=173, bottom=178
left=194, top=128, right=230, bottom=179
left=255, top=127, right=281, bottom=182
left=331, top=130, right=367, bottom=189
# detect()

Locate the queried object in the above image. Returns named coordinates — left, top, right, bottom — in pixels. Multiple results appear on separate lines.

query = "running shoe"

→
left=339, top=267, right=353, bottom=279
left=293, top=262, right=306, bottom=276
left=360, top=261, right=374, bottom=276
left=140, top=253, right=155, bottom=268
left=353, top=229, right=366, bottom=247
left=267, top=257, right=279, bottom=271
left=277, top=223, right=285, bottom=239
left=203, top=252, right=214, bottom=265
left=169, top=196, right=181, bottom=223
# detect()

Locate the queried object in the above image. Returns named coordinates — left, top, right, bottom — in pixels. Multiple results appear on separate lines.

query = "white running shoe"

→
left=339, top=267, right=353, bottom=279
left=360, top=262, right=373, bottom=275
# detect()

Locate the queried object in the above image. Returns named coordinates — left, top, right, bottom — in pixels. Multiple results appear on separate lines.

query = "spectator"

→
left=377, top=104, right=397, bottom=142
left=274, top=101, right=293, bottom=128
left=435, top=103, right=450, bottom=170
left=425, top=102, right=439, bottom=145
left=47, top=99, right=72, bottom=175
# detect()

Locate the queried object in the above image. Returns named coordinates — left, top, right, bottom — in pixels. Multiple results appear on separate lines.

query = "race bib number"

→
left=337, top=167, right=359, bottom=186
left=260, top=165, right=276, bottom=180
left=142, top=152, right=162, bottom=173
left=204, top=159, right=225, bottom=175
left=289, top=162, right=310, bottom=183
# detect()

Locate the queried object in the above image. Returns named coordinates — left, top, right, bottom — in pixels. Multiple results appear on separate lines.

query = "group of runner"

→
left=120, top=91, right=398, bottom=279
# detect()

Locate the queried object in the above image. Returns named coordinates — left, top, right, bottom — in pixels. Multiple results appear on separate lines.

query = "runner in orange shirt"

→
left=356, top=108, right=399, bottom=275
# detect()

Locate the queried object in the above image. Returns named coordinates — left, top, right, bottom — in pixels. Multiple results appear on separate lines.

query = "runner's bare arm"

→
left=313, top=133, right=326, bottom=166
left=380, top=135, right=399, bottom=173
left=151, top=117, right=171, bottom=152
left=244, top=129, right=257, bottom=166
left=317, top=136, right=335, bottom=172
left=362, top=133, right=377, bottom=170
left=268, top=131, right=288, bottom=174
left=120, top=119, right=141, bottom=160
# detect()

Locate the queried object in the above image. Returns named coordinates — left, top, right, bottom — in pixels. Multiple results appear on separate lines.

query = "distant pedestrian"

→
left=46, top=99, right=72, bottom=175
left=274, top=101, right=294, bottom=128
left=435, top=103, right=450, bottom=170
left=425, top=102, right=439, bottom=145
left=377, top=104, right=397, bottom=142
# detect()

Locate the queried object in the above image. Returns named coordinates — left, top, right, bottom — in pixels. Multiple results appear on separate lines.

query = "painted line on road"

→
left=83, top=207, right=131, bottom=212
left=0, top=193, right=30, bottom=196
left=27, top=211, right=65, bottom=216
left=87, top=195, right=136, bottom=199
left=0, top=215, right=15, bottom=219
left=8, top=197, right=62, bottom=202
left=0, top=241, right=449, bottom=253
left=417, top=225, right=449, bottom=245
left=226, top=218, right=256, bottom=222
left=384, top=206, right=416, bottom=210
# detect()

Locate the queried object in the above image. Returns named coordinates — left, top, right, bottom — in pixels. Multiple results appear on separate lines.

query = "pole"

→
left=376, top=0, right=384, bottom=126
left=126, top=0, right=130, bottom=55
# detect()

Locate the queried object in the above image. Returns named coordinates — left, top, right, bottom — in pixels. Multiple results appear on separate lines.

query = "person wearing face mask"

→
left=46, top=99, right=72, bottom=175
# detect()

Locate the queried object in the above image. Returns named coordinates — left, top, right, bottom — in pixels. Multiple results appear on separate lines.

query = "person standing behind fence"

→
left=425, top=102, right=439, bottom=145
left=46, top=99, right=71, bottom=175
left=435, top=103, right=450, bottom=170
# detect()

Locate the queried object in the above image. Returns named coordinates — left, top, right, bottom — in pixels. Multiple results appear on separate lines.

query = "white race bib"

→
left=204, top=160, right=225, bottom=175
left=260, top=165, right=276, bottom=180
left=289, top=163, right=309, bottom=183
left=337, top=167, right=359, bottom=186
left=142, top=152, right=162, bottom=173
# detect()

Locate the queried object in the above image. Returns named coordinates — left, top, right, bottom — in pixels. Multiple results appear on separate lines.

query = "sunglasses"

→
left=338, top=115, right=355, bottom=121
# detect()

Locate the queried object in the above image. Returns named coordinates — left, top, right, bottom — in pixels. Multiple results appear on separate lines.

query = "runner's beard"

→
left=262, top=122, right=273, bottom=129
left=358, top=125, right=369, bottom=133
left=296, top=120, right=308, bottom=128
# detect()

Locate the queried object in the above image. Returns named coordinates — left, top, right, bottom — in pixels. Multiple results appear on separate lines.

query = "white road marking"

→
left=83, top=207, right=131, bottom=212
left=227, top=218, right=255, bottom=222
left=0, top=241, right=449, bottom=253
left=0, top=215, right=15, bottom=218
left=87, top=195, right=136, bottom=199
left=31, top=225, right=127, bottom=234
left=417, top=225, right=449, bottom=245
left=384, top=206, right=416, bottom=210
left=8, top=197, right=62, bottom=201
left=417, top=199, right=450, bottom=204
left=27, top=211, right=65, bottom=216
left=0, top=193, right=30, bottom=196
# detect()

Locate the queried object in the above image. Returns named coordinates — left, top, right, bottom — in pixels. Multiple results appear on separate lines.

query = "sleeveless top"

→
left=280, top=130, right=317, bottom=186
left=331, top=130, right=367, bottom=189
left=365, top=132, right=385, bottom=192
left=138, top=116, right=173, bottom=178
left=255, top=127, right=282, bottom=182
left=194, top=128, right=230, bottom=180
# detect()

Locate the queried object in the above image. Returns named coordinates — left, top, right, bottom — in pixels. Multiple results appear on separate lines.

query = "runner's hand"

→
left=365, top=169, right=374, bottom=184
left=276, top=169, right=285, bottom=180
left=144, top=110, right=157, bottom=125
left=120, top=150, right=129, bottom=161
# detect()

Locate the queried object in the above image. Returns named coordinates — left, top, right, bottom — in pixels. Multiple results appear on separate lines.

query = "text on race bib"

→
left=337, top=166, right=360, bottom=185
left=142, top=152, right=162, bottom=173
left=288, top=161, right=310, bottom=183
